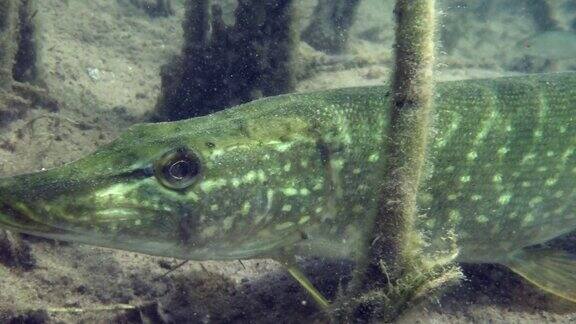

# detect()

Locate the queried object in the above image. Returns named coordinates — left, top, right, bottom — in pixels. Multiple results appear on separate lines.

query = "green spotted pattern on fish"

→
left=0, top=72, right=575, bottom=304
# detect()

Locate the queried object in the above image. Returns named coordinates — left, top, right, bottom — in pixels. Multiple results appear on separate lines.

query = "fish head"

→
left=0, top=100, right=325, bottom=260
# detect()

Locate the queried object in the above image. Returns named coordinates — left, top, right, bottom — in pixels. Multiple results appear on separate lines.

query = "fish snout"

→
left=0, top=182, right=26, bottom=232
left=0, top=177, right=53, bottom=235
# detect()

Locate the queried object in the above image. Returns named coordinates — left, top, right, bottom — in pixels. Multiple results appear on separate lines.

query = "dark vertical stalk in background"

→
left=0, top=0, right=40, bottom=89
left=184, top=0, right=210, bottom=47
left=0, top=0, right=49, bottom=125
left=0, top=0, right=19, bottom=90
left=13, top=0, right=39, bottom=83
left=156, top=0, right=297, bottom=121
left=301, top=0, right=361, bottom=54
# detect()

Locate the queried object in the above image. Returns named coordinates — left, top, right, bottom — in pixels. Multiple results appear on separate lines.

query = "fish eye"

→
left=154, top=148, right=201, bottom=190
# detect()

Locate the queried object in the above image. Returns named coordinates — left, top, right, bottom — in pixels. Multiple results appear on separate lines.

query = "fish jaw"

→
left=0, top=157, right=191, bottom=257
left=0, top=174, right=66, bottom=237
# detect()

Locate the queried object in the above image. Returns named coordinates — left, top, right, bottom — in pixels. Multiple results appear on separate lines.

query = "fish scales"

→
left=419, top=74, right=576, bottom=263
left=0, top=72, right=575, bottom=302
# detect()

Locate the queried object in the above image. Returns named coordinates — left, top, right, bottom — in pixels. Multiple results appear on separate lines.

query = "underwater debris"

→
left=162, top=270, right=239, bottom=322
left=155, top=0, right=297, bottom=121
left=5, top=309, right=49, bottom=324
left=0, top=91, right=28, bottom=124
left=301, top=0, right=361, bottom=54
left=0, top=230, right=36, bottom=270
left=113, top=302, right=171, bottom=323
left=0, top=82, right=58, bottom=125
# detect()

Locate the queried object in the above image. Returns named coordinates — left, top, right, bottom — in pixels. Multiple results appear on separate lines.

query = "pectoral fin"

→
left=276, top=250, right=330, bottom=309
left=503, top=248, right=576, bottom=302
left=286, top=263, right=330, bottom=309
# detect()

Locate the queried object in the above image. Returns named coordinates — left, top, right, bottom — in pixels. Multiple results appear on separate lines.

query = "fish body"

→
left=0, top=72, right=575, bottom=301
left=421, top=72, right=576, bottom=263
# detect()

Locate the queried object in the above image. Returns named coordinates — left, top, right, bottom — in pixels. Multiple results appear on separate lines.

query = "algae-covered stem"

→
left=376, top=0, right=436, bottom=276
left=349, top=0, right=437, bottom=309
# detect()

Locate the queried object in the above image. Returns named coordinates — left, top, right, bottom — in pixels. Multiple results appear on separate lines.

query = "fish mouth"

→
left=0, top=175, right=69, bottom=237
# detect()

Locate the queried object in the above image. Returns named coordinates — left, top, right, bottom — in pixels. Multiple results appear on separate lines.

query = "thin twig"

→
left=46, top=304, right=136, bottom=313
left=154, top=260, right=189, bottom=280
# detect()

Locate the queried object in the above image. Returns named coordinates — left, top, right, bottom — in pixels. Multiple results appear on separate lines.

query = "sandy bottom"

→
left=0, top=0, right=575, bottom=322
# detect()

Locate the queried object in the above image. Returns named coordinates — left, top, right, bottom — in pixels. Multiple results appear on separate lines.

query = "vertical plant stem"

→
left=353, top=0, right=436, bottom=293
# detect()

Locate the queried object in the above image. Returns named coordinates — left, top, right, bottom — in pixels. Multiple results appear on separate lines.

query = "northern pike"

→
left=0, top=72, right=575, bottom=305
